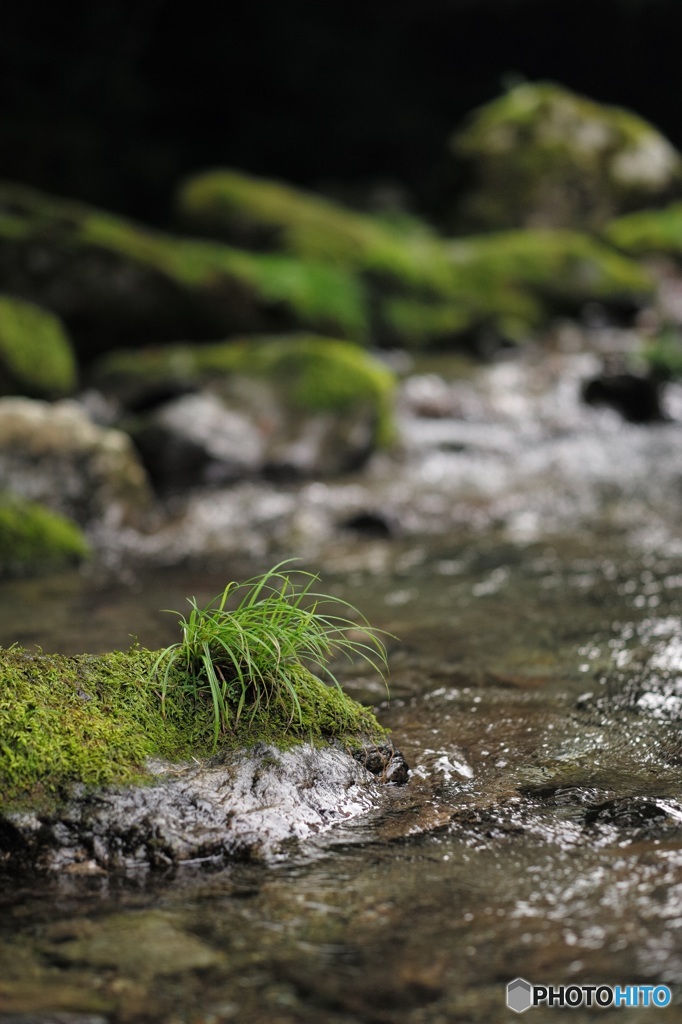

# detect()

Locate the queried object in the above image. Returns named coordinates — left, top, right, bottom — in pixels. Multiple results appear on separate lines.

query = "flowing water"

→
left=1, top=348, right=681, bottom=1022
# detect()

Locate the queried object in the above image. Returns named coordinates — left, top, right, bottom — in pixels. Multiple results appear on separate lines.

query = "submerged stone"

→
left=39, top=910, right=224, bottom=976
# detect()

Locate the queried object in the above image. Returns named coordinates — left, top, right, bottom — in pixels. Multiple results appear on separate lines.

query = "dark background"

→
left=4, top=0, right=682, bottom=223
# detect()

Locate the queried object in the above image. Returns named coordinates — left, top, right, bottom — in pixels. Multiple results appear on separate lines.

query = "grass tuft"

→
left=153, top=561, right=390, bottom=749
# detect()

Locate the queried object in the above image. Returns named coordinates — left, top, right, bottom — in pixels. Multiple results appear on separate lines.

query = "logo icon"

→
left=507, top=978, right=533, bottom=1013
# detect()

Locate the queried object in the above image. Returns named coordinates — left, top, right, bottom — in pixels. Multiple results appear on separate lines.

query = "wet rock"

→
left=444, top=81, right=682, bottom=232
left=92, top=335, right=396, bottom=480
left=0, top=398, right=153, bottom=529
left=582, top=368, right=665, bottom=422
left=340, top=510, right=396, bottom=539
left=401, top=372, right=467, bottom=419
left=352, top=741, right=410, bottom=784
left=40, top=911, right=223, bottom=977
left=606, top=202, right=682, bottom=264
left=131, top=392, right=265, bottom=493
left=1, top=743, right=406, bottom=874
left=583, top=796, right=671, bottom=829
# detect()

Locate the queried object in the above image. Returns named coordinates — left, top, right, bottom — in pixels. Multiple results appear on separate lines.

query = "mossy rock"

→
left=445, top=82, right=682, bottom=232
left=641, top=329, right=682, bottom=379
left=447, top=229, right=653, bottom=309
left=605, top=202, right=682, bottom=258
left=94, top=334, right=397, bottom=478
left=381, top=278, right=544, bottom=348
left=177, top=169, right=509, bottom=346
left=176, top=168, right=456, bottom=293
left=0, top=494, right=90, bottom=578
left=0, top=295, right=77, bottom=397
left=0, top=644, right=385, bottom=810
left=0, top=181, right=369, bottom=355
left=175, top=170, right=653, bottom=348
left=0, top=177, right=652, bottom=359
left=199, top=334, right=397, bottom=448
left=383, top=230, right=653, bottom=347
left=0, top=397, right=154, bottom=529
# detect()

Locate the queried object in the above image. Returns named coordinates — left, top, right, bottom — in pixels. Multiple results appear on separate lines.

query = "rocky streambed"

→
left=0, top=344, right=681, bottom=1022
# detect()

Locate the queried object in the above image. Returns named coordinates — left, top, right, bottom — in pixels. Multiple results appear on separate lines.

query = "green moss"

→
left=0, top=644, right=385, bottom=810
left=0, top=295, right=77, bottom=396
left=0, top=177, right=652, bottom=357
left=95, top=334, right=397, bottom=448
left=447, top=229, right=653, bottom=309
left=223, top=252, right=368, bottom=338
left=79, top=215, right=368, bottom=338
left=382, top=229, right=651, bottom=347
left=0, top=212, right=32, bottom=240
left=641, top=329, right=682, bottom=379
left=382, top=288, right=544, bottom=347
left=0, top=181, right=368, bottom=341
left=605, top=202, right=682, bottom=257
left=177, top=171, right=653, bottom=343
left=204, top=336, right=397, bottom=447
left=0, top=495, right=90, bottom=578
left=176, top=168, right=455, bottom=292
left=449, top=82, right=682, bottom=231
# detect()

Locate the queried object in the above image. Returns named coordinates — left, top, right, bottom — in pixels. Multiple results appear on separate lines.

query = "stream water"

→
left=1, top=347, right=681, bottom=1022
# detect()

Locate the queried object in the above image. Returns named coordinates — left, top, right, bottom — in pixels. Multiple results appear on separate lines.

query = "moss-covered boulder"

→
left=0, top=174, right=653, bottom=359
left=0, top=397, right=153, bottom=528
left=444, top=82, right=682, bottom=232
left=0, top=181, right=368, bottom=355
left=384, top=230, right=653, bottom=347
left=92, top=335, right=396, bottom=482
left=448, top=229, right=653, bottom=312
left=177, top=169, right=508, bottom=345
left=176, top=169, right=653, bottom=347
left=0, top=644, right=386, bottom=813
left=605, top=202, right=682, bottom=259
left=604, top=208, right=682, bottom=363
left=176, top=168, right=456, bottom=293
left=0, top=295, right=77, bottom=397
left=0, top=494, right=90, bottom=578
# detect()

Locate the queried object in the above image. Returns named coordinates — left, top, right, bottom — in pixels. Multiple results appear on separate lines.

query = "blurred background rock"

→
left=2, top=0, right=682, bottom=577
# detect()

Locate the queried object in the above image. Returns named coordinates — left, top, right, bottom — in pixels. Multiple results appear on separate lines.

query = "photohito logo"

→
left=506, top=979, right=672, bottom=1012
